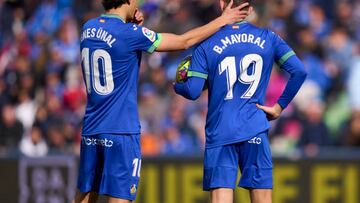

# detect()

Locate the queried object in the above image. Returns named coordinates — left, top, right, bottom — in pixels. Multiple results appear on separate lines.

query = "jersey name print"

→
left=213, top=33, right=267, bottom=54
left=81, top=27, right=117, bottom=47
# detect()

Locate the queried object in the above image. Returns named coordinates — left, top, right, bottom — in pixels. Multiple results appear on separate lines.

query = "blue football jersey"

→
left=189, top=22, right=296, bottom=148
left=80, top=14, right=161, bottom=136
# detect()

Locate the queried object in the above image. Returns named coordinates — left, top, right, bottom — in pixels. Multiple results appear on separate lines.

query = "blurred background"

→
left=0, top=0, right=360, bottom=203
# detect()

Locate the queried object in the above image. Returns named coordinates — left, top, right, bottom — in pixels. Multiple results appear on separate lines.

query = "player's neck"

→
left=236, top=20, right=248, bottom=24
left=105, top=8, right=128, bottom=23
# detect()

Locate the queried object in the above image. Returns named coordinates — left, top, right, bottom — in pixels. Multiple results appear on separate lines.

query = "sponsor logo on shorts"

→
left=142, top=27, right=156, bottom=42
left=82, top=137, right=113, bottom=147
left=130, top=184, right=137, bottom=194
left=248, top=137, right=262, bottom=145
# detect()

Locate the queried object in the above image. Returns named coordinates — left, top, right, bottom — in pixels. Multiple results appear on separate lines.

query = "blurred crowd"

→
left=0, top=0, right=359, bottom=157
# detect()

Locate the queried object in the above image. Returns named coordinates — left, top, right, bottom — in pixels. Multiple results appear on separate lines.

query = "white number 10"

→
left=132, top=158, right=141, bottom=177
left=81, top=48, right=114, bottom=95
left=219, top=54, right=263, bottom=100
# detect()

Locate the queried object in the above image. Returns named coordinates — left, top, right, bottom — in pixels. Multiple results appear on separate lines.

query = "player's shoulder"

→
left=244, top=23, right=281, bottom=45
left=244, top=23, right=275, bottom=38
left=120, top=23, right=157, bottom=41
left=265, top=28, right=280, bottom=40
left=125, top=23, right=154, bottom=35
left=197, top=29, right=224, bottom=50
left=82, top=16, right=121, bottom=32
left=82, top=16, right=131, bottom=34
left=192, top=40, right=208, bottom=55
left=82, top=17, right=100, bottom=30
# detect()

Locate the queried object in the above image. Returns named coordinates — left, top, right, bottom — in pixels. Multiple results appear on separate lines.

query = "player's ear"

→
left=127, top=0, right=134, bottom=6
left=248, top=6, right=254, bottom=15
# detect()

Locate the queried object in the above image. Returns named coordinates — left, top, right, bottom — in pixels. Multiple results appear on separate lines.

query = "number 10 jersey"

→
left=80, top=14, right=161, bottom=136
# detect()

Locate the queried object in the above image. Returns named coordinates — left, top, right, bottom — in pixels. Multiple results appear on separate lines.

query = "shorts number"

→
left=81, top=48, right=114, bottom=95
left=219, top=54, right=263, bottom=100
left=132, top=158, right=141, bottom=177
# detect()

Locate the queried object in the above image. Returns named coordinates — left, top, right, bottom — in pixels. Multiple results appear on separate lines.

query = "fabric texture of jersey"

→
left=189, top=22, right=296, bottom=148
left=77, top=134, right=141, bottom=200
left=80, top=15, right=161, bottom=136
left=203, top=131, right=272, bottom=190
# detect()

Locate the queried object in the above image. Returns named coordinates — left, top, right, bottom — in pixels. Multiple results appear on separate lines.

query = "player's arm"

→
left=155, top=1, right=249, bottom=52
left=174, top=45, right=208, bottom=100
left=257, top=55, right=307, bottom=120
left=257, top=36, right=307, bottom=120
left=276, top=54, right=307, bottom=108
left=174, top=77, right=206, bottom=100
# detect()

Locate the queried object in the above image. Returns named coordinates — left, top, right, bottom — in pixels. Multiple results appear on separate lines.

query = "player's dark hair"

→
left=223, top=0, right=252, bottom=9
left=102, top=0, right=130, bottom=11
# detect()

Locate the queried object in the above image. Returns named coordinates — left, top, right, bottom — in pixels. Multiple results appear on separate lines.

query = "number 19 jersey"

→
left=189, top=22, right=296, bottom=148
left=80, top=14, right=161, bottom=136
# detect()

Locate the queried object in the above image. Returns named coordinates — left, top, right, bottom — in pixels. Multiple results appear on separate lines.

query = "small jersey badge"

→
left=142, top=27, right=156, bottom=42
left=130, top=184, right=137, bottom=194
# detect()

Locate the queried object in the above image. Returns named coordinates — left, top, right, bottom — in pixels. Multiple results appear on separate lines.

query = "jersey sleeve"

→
left=127, top=24, right=162, bottom=54
left=188, top=45, right=209, bottom=79
left=271, top=31, right=307, bottom=109
left=174, top=77, right=206, bottom=100
left=272, top=32, right=296, bottom=67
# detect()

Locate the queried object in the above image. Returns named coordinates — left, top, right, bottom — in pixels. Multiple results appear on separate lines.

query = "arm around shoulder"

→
left=155, top=2, right=250, bottom=52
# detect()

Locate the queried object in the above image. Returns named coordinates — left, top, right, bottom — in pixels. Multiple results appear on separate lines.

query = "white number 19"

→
left=219, top=54, right=263, bottom=100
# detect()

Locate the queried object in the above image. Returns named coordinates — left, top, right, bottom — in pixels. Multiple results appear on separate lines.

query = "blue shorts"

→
left=77, top=134, right=141, bottom=200
left=203, top=131, right=272, bottom=191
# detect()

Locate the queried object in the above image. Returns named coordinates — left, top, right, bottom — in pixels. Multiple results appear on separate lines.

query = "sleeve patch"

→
left=142, top=27, right=156, bottom=42
left=147, top=34, right=162, bottom=53
left=188, top=71, right=208, bottom=79
left=278, top=51, right=296, bottom=66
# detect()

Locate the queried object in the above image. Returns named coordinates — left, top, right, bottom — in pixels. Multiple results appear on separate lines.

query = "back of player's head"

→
left=102, top=0, right=130, bottom=11
left=223, top=0, right=252, bottom=9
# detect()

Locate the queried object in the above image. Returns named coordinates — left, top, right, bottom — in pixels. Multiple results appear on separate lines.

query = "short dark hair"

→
left=223, top=0, right=252, bottom=8
left=102, top=0, right=130, bottom=11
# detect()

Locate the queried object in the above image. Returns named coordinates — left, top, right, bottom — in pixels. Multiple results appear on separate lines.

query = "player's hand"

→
left=220, top=0, right=250, bottom=25
left=132, top=9, right=144, bottom=26
left=256, top=103, right=283, bottom=121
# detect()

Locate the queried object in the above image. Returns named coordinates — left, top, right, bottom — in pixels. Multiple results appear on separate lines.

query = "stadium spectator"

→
left=50, top=16, right=79, bottom=65
left=265, top=68, right=287, bottom=107
left=0, top=104, right=24, bottom=152
left=298, top=100, right=332, bottom=147
left=47, top=124, right=68, bottom=154
left=26, top=0, right=63, bottom=39
left=15, top=89, right=37, bottom=131
left=139, top=83, right=168, bottom=134
left=348, top=45, right=360, bottom=110
left=340, top=111, right=360, bottom=146
left=271, top=113, right=302, bottom=155
left=19, top=125, right=48, bottom=157
left=160, top=121, right=195, bottom=155
left=141, top=132, right=161, bottom=156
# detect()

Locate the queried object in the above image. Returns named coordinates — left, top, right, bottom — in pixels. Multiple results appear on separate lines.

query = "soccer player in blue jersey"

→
left=174, top=1, right=307, bottom=203
left=74, top=0, right=250, bottom=202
